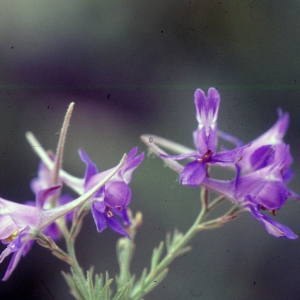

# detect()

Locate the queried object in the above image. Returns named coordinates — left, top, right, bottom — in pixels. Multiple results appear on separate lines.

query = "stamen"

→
left=235, top=156, right=243, bottom=163
left=4, top=230, right=19, bottom=243
left=107, top=211, right=113, bottom=217
left=259, top=205, right=267, bottom=210
left=204, top=150, right=212, bottom=158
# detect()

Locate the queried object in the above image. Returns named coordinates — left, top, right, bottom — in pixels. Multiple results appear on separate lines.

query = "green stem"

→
left=131, top=187, right=213, bottom=299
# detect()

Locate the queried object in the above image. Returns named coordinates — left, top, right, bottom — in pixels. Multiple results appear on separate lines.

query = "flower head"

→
left=160, top=88, right=248, bottom=186
left=202, top=144, right=298, bottom=239
left=0, top=152, right=127, bottom=280
left=78, top=147, right=144, bottom=237
left=0, top=185, right=61, bottom=280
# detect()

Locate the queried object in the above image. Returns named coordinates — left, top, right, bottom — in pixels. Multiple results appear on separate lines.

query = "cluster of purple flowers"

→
left=0, top=142, right=143, bottom=280
left=161, top=88, right=299, bottom=238
left=0, top=87, right=298, bottom=283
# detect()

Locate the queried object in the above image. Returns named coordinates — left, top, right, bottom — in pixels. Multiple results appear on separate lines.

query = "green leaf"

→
left=87, top=270, right=95, bottom=300
left=61, top=271, right=85, bottom=300
left=111, top=283, right=130, bottom=300
left=94, top=274, right=104, bottom=300
left=130, top=268, right=148, bottom=300
left=143, top=268, right=169, bottom=295
left=150, top=242, right=164, bottom=271
left=97, top=272, right=113, bottom=300
left=71, top=268, right=90, bottom=299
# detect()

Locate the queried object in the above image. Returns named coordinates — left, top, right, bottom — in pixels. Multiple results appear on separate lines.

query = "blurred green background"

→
left=1, top=1, right=300, bottom=299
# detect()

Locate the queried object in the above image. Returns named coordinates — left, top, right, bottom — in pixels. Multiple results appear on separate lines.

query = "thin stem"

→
left=131, top=187, right=211, bottom=299
left=66, top=234, right=86, bottom=283
left=200, top=185, right=209, bottom=212
left=208, top=195, right=225, bottom=211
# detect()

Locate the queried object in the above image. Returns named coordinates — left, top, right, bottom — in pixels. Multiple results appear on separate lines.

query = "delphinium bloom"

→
left=142, top=87, right=299, bottom=238
left=25, top=119, right=144, bottom=239
left=160, top=88, right=249, bottom=186
left=0, top=152, right=127, bottom=280
left=202, top=143, right=298, bottom=238
left=67, top=147, right=144, bottom=237
left=0, top=185, right=61, bottom=280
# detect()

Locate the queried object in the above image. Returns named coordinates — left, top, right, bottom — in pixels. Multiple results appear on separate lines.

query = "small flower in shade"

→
left=0, top=185, right=61, bottom=280
left=202, top=144, right=299, bottom=239
left=77, top=147, right=144, bottom=237
left=161, top=88, right=249, bottom=186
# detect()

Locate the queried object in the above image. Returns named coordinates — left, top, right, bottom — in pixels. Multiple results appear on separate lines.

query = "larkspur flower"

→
left=202, top=144, right=298, bottom=238
left=0, top=154, right=127, bottom=280
left=0, top=185, right=61, bottom=280
left=25, top=131, right=144, bottom=237
left=141, top=87, right=299, bottom=238
left=219, top=108, right=292, bottom=181
left=76, top=147, right=144, bottom=238
left=160, top=88, right=249, bottom=186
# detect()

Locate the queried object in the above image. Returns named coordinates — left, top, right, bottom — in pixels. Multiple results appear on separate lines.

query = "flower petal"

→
left=249, top=206, right=297, bottom=239
left=105, top=215, right=130, bottom=238
left=120, top=148, right=144, bottom=183
left=104, top=181, right=131, bottom=209
left=0, top=215, right=18, bottom=240
left=194, top=88, right=220, bottom=128
left=180, top=160, right=206, bottom=186
left=254, top=181, right=288, bottom=210
left=91, top=203, right=107, bottom=232
left=78, top=149, right=99, bottom=186
left=36, top=185, right=61, bottom=209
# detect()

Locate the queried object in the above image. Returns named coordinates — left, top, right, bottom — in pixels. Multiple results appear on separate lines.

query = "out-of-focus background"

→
left=1, top=1, right=300, bottom=299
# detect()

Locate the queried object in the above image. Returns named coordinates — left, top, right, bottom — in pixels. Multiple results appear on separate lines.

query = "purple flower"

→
left=0, top=185, right=61, bottom=280
left=202, top=144, right=298, bottom=239
left=78, top=147, right=144, bottom=237
left=0, top=161, right=125, bottom=280
left=161, top=88, right=248, bottom=186
left=220, top=108, right=292, bottom=181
